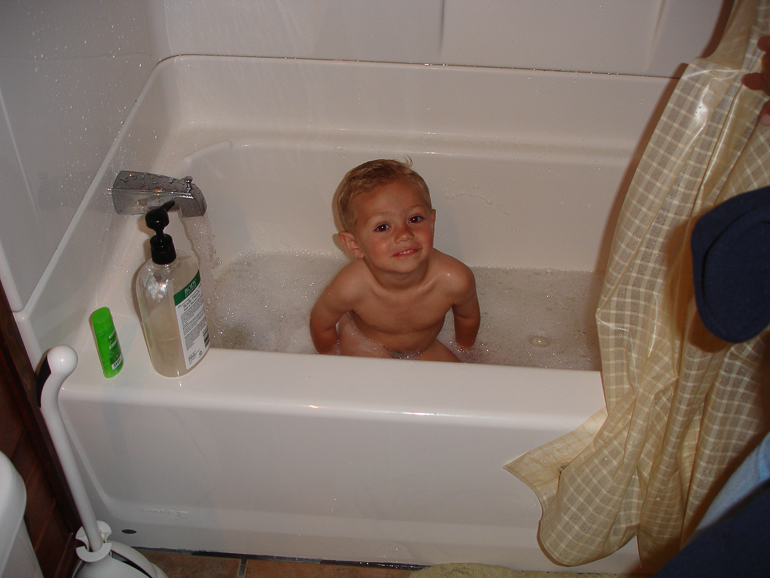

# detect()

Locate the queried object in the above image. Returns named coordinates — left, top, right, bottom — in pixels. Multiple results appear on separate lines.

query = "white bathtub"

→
left=16, top=55, right=675, bottom=573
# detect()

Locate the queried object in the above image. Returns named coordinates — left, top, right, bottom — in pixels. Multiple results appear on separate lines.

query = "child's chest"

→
left=358, top=282, right=452, bottom=329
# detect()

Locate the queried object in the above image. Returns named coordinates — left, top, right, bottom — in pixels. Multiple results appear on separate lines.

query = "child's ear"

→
left=338, top=231, right=364, bottom=259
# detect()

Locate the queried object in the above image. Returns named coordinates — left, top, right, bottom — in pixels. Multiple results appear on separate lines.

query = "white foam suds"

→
left=201, top=251, right=602, bottom=370
left=444, top=266, right=602, bottom=369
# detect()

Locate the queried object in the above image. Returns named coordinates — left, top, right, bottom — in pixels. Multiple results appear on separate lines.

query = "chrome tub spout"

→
left=111, top=171, right=207, bottom=217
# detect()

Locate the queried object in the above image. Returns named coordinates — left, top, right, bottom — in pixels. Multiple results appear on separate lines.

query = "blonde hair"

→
left=334, top=158, right=431, bottom=232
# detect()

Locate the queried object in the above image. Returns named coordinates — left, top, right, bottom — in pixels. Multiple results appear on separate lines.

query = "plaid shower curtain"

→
left=506, top=0, right=770, bottom=569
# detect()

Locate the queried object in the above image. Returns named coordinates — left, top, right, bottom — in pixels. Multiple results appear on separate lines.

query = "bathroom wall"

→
left=0, top=0, right=728, bottom=314
left=0, top=282, right=80, bottom=577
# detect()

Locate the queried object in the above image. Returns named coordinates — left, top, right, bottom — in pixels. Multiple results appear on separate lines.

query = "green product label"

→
left=95, top=323, right=123, bottom=377
left=174, top=271, right=201, bottom=306
left=173, top=270, right=209, bottom=370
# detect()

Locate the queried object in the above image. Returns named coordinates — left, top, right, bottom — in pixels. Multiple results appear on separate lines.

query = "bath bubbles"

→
left=529, top=335, right=550, bottom=348
left=208, top=251, right=348, bottom=353
left=439, top=266, right=602, bottom=369
left=203, top=252, right=603, bottom=370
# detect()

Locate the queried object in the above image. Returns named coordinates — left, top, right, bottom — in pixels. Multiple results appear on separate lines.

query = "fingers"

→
left=741, top=72, right=765, bottom=90
left=744, top=36, right=770, bottom=91
left=742, top=36, right=770, bottom=123
left=742, top=71, right=768, bottom=91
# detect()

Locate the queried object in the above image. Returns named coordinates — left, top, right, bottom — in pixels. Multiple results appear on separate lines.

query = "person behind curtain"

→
left=653, top=36, right=770, bottom=578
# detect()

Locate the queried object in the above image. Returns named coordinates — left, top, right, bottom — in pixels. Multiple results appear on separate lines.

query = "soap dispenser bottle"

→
left=136, top=201, right=209, bottom=377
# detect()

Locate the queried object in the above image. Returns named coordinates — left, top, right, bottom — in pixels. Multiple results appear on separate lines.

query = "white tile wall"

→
left=0, top=0, right=727, bottom=312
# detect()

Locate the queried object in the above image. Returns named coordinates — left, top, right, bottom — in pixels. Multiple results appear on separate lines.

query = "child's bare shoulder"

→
left=431, top=250, right=475, bottom=290
left=326, top=259, right=371, bottom=300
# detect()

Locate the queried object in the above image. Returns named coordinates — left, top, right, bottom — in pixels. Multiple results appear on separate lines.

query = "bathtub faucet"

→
left=111, top=171, right=207, bottom=217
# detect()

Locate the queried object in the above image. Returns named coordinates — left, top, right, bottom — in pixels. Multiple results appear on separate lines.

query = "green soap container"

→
left=91, top=307, right=124, bottom=378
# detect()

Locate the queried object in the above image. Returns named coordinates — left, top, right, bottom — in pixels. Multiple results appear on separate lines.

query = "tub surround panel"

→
left=163, top=57, right=668, bottom=145
left=0, top=0, right=155, bottom=311
left=441, top=0, right=727, bottom=76
left=14, top=62, right=178, bottom=365
left=0, top=99, right=39, bottom=312
left=157, top=0, right=724, bottom=77
left=164, top=0, right=445, bottom=67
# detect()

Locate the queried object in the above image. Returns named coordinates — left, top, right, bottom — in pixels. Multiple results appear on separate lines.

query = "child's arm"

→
left=309, top=306, right=340, bottom=354
left=310, top=290, right=345, bottom=354
left=309, top=269, right=357, bottom=354
left=451, top=267, right=481, bottom=350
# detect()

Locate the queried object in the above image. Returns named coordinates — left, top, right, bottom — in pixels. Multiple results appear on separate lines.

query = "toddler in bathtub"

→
left=310, top=158, right=480, bottom=362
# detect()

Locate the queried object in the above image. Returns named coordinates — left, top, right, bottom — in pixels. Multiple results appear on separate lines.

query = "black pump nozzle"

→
left=146, top=200, right=176, bottom=264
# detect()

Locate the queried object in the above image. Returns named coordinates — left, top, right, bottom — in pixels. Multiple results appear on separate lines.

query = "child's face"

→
left=340, top=179, right=436, bottom=275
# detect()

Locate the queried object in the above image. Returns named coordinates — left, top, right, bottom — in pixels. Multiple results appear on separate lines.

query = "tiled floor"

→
left=141, top=550, right=417, bottom=578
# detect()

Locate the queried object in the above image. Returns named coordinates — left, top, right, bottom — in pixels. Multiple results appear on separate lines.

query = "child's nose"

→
left=395, top=224, right=414, bottom=241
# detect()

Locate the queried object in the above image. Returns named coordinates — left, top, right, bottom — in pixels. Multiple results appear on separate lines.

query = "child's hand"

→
left=743, top=36, right=770, bottom=126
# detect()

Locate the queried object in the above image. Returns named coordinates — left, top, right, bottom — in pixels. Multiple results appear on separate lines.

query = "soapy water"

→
left=185, top=217, right=602, bottom=370
left=186, top=242, right=601, bottom=370
left=462, top=266, right=602, bottom=369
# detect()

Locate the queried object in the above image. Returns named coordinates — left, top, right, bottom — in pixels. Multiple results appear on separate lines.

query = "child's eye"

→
left=409, top=215, right=425, bottom=223
left=374, top=224, right=389, bottom=232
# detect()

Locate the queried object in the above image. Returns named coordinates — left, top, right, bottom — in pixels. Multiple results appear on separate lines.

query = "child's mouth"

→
left=394, top=248, right=419, bottom=257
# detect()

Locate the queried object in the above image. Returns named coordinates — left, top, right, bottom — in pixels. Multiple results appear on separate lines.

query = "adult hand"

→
left=742, top=36, right=770, bottom=125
